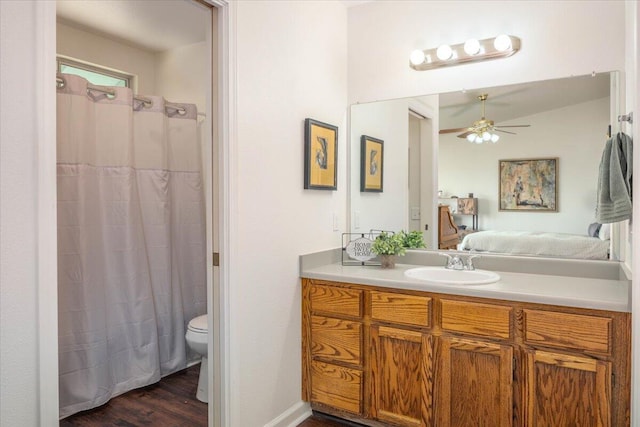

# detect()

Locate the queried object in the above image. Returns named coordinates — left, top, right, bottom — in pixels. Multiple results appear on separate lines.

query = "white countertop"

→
left=301, top=262, right=631, bottom=312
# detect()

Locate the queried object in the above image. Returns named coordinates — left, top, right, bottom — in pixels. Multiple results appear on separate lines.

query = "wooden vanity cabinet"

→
left=301, top=278, right=630, bottom=427
left=302, top=282, right=365, bottom=415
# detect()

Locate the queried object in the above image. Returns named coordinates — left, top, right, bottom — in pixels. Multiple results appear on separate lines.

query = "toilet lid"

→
left=188, top=314, right=208, bottom=333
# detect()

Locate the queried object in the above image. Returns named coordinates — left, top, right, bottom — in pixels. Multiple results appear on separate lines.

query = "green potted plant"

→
left=400, top=230, right=426, bottom=249
left=371, top=232, right=406, bottom=269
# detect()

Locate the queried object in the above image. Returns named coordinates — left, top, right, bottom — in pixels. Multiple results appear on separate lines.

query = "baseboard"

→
left=186, top=358, right=202, bottom=368
left=264, top=401, right=312, bottom=427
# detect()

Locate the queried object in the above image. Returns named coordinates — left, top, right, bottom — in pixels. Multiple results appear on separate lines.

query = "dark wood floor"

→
left=297, top=412, right=365, bottom=427
left=60, top=364, right=207, bottom=427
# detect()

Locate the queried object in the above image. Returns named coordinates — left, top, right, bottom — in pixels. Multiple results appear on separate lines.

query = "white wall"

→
left=350, top=98, right=409, bottom=233
left=347, top=1, right=625, bottom=104
left=0, top=4, right=40, bottom=424
left=439, top=97, right=609, bottom=234
left=408, top=115, right=421, bottom=232
left=56, top=22, right=157, bottom=94
left=155, top=41, right=208, bottom=111
left=231, top=1, right=347, bottom=426
left=1, top=1, right=57, bottom=425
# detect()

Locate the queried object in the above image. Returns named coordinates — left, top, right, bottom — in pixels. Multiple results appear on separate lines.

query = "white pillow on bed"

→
left=599, top=223, right=611, bottom=240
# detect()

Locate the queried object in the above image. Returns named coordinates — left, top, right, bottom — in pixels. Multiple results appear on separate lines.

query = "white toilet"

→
left=185, top=314, right=209, bottom=403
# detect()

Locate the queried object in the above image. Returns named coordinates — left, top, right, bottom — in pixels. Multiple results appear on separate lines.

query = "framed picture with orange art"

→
left=304, top=118, right=338, bottom=190
left=360, top=135, right=383, bottom=192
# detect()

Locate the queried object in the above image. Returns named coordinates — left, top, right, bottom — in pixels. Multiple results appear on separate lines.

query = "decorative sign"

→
left=342, top=232, right=384, bottom=266
left=345, top=237, right=375, bottom=262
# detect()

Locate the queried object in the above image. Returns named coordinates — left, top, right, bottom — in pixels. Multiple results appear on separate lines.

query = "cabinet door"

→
left=371, top=326, right=432, bottom=427
left=524, top=349, right=611, bottom=427
left=435, top=336, right=513, bottom=427
left=310, top=360, right=363, bottom=414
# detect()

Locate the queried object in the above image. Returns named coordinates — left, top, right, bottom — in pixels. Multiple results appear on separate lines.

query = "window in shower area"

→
left=57, top=56, right=132, bottom=88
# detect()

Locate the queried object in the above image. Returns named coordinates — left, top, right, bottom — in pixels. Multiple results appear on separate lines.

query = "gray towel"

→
left=595, top=132, right=633, bottom=223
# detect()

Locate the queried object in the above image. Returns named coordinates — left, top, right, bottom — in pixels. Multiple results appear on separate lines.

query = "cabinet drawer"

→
left=371, top=291, right=431, bottom=327
left=311, top=284, right=363, bottom=318
left=311, top=360, right=362, bottom=414
left=441, top=299, right=511, bottom=339
left=523, top=309, right=611, bottom=354
left=311, top=315, right=362, bottom=366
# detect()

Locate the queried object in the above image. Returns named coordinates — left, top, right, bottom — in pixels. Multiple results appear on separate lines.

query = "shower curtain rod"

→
left=56, top=76, right=205, bottom=117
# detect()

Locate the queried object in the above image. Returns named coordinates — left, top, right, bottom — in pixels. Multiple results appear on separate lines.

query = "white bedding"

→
left=459, top=230, right=610, bottom=260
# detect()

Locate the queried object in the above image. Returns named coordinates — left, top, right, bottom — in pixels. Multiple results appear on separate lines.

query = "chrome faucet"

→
left=438, top=253, right=480, bottom=271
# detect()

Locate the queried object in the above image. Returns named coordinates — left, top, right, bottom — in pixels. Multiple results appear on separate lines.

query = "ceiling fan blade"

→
left=495, top=124, right=531, bottom=128
left=495, top=129, right=517, bottom=135
left=457, top=131, right=474, bottom=139
left=439, top=127, right=469, bottom=134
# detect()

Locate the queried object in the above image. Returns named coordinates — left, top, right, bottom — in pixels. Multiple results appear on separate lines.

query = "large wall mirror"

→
left=350, top=71, right=624, bottom=261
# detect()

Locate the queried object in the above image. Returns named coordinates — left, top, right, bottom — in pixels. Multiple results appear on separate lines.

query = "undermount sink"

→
left=404, top=266, right=500, bottom=285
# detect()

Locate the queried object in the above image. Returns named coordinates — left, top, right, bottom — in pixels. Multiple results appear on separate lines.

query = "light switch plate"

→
left=411, top=207, right=420, bottom=220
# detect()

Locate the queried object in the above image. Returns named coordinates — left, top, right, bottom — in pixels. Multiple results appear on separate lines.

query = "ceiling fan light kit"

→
left=440, top=93, right=531, bottom=144
left=466, top=130, right=499, bottom=144
left=409, top=35, right=520, bottom=71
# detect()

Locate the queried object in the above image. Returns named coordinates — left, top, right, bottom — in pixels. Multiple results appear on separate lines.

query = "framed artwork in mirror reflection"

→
left=360, top=135, right=383, bottom=192
left=499, top=157, right=558, bottom=211
left=304, top=118, right=338, bottom=190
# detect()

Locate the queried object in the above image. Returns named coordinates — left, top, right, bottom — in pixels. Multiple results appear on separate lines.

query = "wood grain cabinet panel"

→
left=371, top=291, right=431, bottom=327
left=524, top=349, right=611, bottom=426
left=311, top=315, right=362, bottom=366
left=524, top=309, right=611, bottom=354
left=435, top=336, right=513, bottom=427
left=310, top=283, right=363, bottom=318
left=301, top=279, right=629, bottom=427
left=441, top=299, right=511, bottom=339
left=370, top=326, right=432, bottom=427
left=311, top=360, right=363, bottom=415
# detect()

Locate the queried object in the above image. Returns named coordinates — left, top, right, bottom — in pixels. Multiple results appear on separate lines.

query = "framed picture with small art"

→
left=360, top=135, right=384, bottom=192
left=499, top=157, right=558, bottom=211
left=304, top=118, right=338, bottom=190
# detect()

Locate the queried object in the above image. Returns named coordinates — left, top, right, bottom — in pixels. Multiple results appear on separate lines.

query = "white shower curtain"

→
left=56, top=74, right=207, bottom=418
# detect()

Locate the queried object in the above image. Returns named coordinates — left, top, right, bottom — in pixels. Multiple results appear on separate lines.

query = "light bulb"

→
left=464, top=39, right=481, bottom=55
left=410, top=49, right=426, bottom=66
left=466, top=134, right=475, bottom=142
left=482, top=131, right=491, bottom=141
left=491, top=134, right=500, bottom=143
left=475, top=135, right=484, bottom=144
left=436, top=44, right=453, bottom=60
left=494, top=34, right=512, bottom=52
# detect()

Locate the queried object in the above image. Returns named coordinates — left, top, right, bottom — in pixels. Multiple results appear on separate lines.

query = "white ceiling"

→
left=438, top=73, right=611, bottom=130
left=56, top=0, right=209, bottom=52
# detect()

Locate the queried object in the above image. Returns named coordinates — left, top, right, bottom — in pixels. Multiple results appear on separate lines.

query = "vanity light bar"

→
left=409, top=35, right=521, bottom=71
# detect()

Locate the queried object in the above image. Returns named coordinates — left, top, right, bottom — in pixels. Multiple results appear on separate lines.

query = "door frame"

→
left=37, top=1, right=233, bottom=426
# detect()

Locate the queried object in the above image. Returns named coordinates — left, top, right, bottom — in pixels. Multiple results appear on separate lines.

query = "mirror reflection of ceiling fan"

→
left=439, top=94, right=530, bottom=143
